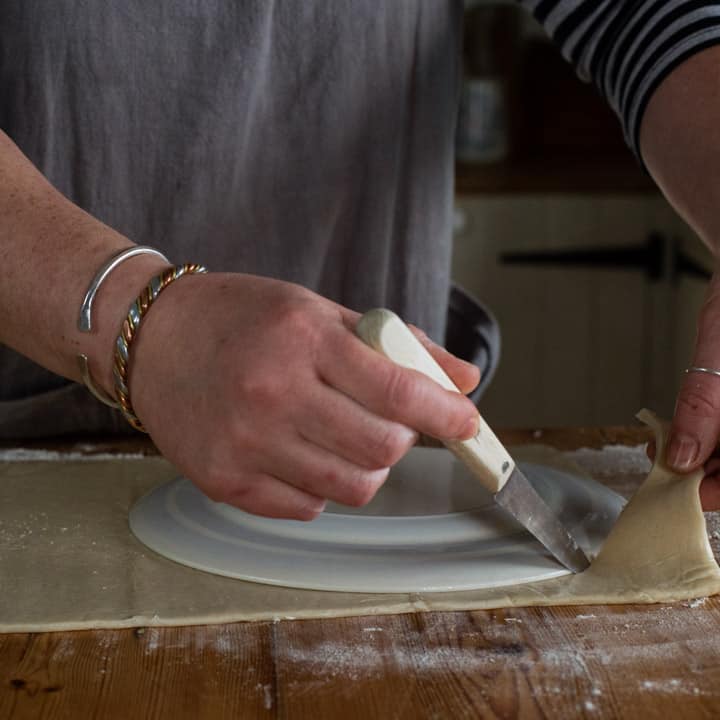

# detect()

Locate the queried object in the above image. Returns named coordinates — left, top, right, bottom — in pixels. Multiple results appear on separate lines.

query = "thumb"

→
left=668, top=272, right=720, bottom=472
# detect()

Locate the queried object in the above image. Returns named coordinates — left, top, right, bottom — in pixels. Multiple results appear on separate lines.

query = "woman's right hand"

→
left=127, top=273, right=481, bottom=519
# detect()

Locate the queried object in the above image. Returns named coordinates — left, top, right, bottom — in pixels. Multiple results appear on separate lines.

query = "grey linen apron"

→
left=0, top=1, right=464, bottom=437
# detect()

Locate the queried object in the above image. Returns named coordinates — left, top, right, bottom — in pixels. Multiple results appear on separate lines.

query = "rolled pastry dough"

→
left=0, top=410, right=717, bottom=632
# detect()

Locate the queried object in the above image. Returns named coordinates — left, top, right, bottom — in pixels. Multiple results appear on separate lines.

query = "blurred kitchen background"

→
left=453, top=1, right=713, bottom=429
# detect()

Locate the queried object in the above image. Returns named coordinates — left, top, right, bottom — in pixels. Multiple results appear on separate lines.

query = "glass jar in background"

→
left=456, top=2, right=521, bottom=164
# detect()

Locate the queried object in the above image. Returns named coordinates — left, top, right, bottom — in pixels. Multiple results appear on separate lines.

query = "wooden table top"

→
left=3, top=425, right=720, bottom=720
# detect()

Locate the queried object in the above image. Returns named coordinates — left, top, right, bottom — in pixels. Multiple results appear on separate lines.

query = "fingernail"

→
left=667, top=433, right=699, bottom=470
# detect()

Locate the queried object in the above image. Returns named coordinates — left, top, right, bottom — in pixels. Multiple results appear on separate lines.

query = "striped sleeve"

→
left=516, top=1, right=720, bottom=161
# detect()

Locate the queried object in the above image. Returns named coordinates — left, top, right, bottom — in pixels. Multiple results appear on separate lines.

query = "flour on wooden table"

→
left=0, top=442, right=652, bottom=470
left=565, top=444, right=651, bottom=477
left=0, top=448, right=145, bottom=461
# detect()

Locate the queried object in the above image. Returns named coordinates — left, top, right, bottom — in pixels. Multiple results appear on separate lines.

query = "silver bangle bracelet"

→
left=77, top=245, right=170, bottom=408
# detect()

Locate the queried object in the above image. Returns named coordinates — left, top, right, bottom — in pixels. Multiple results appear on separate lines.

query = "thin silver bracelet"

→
left=685, top=366, right=720, bottom=379
left=77, top=246, right=170, bottom=408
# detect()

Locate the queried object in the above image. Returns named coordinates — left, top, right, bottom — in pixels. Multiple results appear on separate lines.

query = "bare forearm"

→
left=639, top=47, right=720, bottom=490
left=0, top=130, right=167, bottom=394
left=640, top=47, right=720, bottom=253
left=0, top=120, right=484, bottom=523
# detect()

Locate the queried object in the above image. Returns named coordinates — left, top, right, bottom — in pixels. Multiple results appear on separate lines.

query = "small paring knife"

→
left=356, top=308, right=591, bottom=574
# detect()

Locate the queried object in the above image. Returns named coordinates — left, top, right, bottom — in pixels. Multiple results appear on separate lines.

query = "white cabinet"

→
left=452, top=194, right=711, bottom=427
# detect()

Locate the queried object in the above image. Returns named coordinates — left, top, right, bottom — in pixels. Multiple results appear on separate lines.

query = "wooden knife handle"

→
left=356, top=308, right=515, bottom=494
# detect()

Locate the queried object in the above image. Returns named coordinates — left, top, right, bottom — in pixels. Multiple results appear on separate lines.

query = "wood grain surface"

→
left=2, top=426, right=717, bottom=720
left=1, top=604, right=718, bottom=720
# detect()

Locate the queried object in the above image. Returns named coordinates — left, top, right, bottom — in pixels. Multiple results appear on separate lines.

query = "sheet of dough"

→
left=1, top=410, right=719, bottom=632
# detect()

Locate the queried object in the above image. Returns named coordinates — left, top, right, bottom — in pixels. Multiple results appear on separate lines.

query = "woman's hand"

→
left=665, top=269, right=720, bottom=510
left=128, top=273, right=481, bottom=520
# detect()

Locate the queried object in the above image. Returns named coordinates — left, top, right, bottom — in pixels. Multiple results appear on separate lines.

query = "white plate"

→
left=129, top=448, right=625, bottom=593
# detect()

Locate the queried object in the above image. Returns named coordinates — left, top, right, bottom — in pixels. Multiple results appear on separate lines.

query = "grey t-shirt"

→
left=0, top=1, right=462, bottom=437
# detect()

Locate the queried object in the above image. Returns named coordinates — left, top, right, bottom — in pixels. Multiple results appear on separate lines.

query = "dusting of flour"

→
left=565, top=444, right=651, bottom=477
left=0, top=448, right=145, bottom=461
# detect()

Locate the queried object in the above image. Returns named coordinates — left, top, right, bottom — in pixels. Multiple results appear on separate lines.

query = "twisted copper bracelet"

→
left=113, top=263, right=208, bottom=432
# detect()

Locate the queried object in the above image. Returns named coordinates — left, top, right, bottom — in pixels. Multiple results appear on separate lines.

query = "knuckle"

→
left=444, top=398, right=475, bottom=439
left=319, top=466, right=342, bottom=493
left=198, top=462, right=233, bottom=503
left=344, top=469, right=387, bottom=507
left=227, top=482, right=289, bottom=519
left=202, top=433, right=260, bottom=501
left=238, top=373, right=285, bottom=408
left=318, top=465, right=367, bottom=507
left=279, top=303, right=311, bottom=330
left=677, top=385, right=720, bottom=419
left=270, top=301, right=329, bottom=360
left=233, top=493, right=260, bottom=514
left=204, top=467, right=264, bottom=510
left=293, top=501, right=326, bottom=522
left=276, top=301, right=319, bottom=341
left=368, top=427, right=413, bottom=468
left=384, top=367, right=416, bottom=415
left=222, top=481, right=258, bottom=510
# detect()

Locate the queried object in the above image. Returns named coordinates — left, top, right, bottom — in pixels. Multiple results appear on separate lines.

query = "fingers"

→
left=210, top=472, right=327, bottom=521
left=298, top=383, right=418, bottom=470
left=669, top=372, right=720, bottom=471
left=339, top=309, right=481, bottom=396
left=700, top=477, right=720, bottom=511
left=408, top=324, right=481, bottom=396
left=648, top=440, right=720, bottom=510
left=701, top=457, right=720, bottom=510
left=668, top=273, right=720, bottom=472
left=646, top=440, right=656, bottom=463
left=201, top=436, right=391, bottom=518
left=268, top=439, right=391, bottom=507
left=318, top=327, right=479, bottom=442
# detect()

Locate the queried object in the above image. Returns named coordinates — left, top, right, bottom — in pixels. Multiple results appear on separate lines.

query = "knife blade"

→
left=356, top=308, right=591, bottom=574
